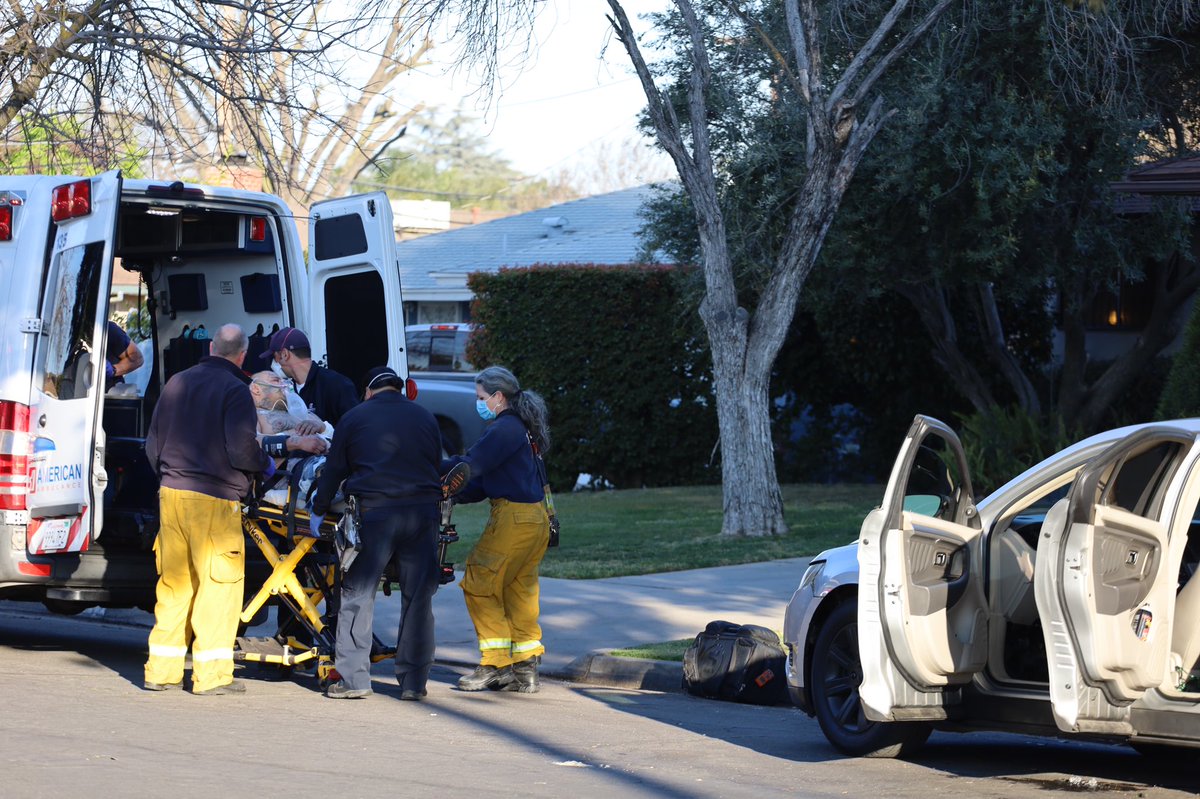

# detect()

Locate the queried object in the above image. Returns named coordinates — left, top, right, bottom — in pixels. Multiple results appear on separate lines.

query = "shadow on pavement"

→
left=571, top=684, right=821, bottom=761
left=0, top=606, right=149, bottom=688
left=573, top=683, right=1197, bottom=793
left=907, top=736, right=1197, bottom=794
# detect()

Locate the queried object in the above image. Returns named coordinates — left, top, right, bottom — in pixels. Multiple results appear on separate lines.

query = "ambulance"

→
left=0, top=171, right=407, bottom=613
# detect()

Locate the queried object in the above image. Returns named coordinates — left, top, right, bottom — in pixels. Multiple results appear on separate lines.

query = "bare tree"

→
left=149, top=4, right=434, bottom=222
left=1, top=1, right=359, bottom=169
left=605, top=0, right=954, bottom=536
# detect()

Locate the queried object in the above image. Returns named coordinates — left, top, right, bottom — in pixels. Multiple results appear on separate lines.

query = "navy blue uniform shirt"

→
left=145, top=356, right=271, bottom=501
left=443, top=410, right=542, bottom=504
left=311, top=390, right=442, bottom=515
left=298, top=363, right=359, bottom=426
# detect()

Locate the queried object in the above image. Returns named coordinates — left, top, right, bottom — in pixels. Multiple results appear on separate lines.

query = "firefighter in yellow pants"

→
left=461, top=500, right=549, bottom=674
left=445, top=366, right=553, bottom=693
left=142, top=324, right=274, bottom=695
left=144, top=487, right=245, bottom=693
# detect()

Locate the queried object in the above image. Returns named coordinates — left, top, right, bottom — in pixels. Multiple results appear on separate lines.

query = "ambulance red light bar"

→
left=249, top=216, right=267, bottom=241
left=0, top=400, right=31, bottom=511
left=0, top=205, right=11, bottom=241
left=50, top=179, right=91, bottom=222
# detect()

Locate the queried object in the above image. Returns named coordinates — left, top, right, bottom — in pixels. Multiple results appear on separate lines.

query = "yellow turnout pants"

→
left=461, top=499, right=549, bottom=668
left=144, top=487, right=245, bottom=692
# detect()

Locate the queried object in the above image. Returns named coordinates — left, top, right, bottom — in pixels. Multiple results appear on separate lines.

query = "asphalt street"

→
left=0, top=605, right=1196, bottom=799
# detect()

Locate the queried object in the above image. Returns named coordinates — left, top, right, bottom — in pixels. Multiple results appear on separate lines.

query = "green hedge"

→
left=1157, top=304, right=1200, bottom=421
left=467, top=265, right=718, bottom=489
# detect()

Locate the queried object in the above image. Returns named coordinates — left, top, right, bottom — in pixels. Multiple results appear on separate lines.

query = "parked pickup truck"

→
left=406, top=323, right=486, bottom=454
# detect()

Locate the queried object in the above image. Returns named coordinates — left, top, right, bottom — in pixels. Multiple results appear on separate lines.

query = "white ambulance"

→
left=0, top=171, right=407, bottom=613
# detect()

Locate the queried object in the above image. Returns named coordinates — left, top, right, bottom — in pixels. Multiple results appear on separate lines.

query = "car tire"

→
left=438, top=418, right=464, bottom=457
left=810, top=600, right=931, bottom=758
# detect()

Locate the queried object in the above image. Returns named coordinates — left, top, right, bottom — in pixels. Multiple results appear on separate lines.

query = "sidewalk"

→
left=4, top=556, right=810, bottom=693
left=400, top=555, right=811, bottom=691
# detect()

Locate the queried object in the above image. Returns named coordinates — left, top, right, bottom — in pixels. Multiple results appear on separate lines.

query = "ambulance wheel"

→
left=810, top=600, right=930, bottom=759
left=43, top=599, right=88, bottom=616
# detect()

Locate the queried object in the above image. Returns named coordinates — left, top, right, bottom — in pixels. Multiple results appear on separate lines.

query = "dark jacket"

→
left=311, top=391, right=443, bottom=515
left=297, top=363, right=358, bottom=426
left=443, top=410, right=542, bottom=505
left=146, top=356, right=271, bottom=501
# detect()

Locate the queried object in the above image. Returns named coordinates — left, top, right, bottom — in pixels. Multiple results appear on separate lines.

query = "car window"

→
left=1103, top=441, right=1182, bottom=518
left=454, top=329, right=475, bottom=372
left=902, top=434, right=964, bottom=522
left=429, top=332, right=455, bottom=370
left=407, top=330, right=431, bottom=371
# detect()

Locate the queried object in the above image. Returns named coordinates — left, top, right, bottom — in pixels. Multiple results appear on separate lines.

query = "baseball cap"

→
left=260, top=326, right=310, bottom=360
left=362, top=365, right=403, bottom=394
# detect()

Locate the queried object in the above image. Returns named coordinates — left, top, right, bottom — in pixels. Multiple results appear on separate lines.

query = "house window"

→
left=1082, top=261, right=1159, bottom=331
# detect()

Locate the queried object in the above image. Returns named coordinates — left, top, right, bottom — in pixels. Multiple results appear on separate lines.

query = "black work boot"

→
left=457, top=664, right=514, bottom=691
left=506, top=656, right=540, bottom=694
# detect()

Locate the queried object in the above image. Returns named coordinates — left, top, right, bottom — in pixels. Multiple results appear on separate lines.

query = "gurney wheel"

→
left=317, top=659, right=338, bottom=689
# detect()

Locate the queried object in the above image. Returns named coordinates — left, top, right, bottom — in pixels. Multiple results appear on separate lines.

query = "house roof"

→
left=396, top=184, right=672, bottom=298
left=1111, top=155, right=1200, bottom=196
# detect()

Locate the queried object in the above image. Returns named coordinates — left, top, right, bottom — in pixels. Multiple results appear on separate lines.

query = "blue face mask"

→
left=476, top=398, right=496, bottom=421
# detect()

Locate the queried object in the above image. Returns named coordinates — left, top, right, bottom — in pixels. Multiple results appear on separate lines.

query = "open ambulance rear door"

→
left=307, top=193, right=406, bottom=392
left=26, top=172, right=122, bottom=554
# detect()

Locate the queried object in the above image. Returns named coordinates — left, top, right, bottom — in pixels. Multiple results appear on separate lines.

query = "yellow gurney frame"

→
left=234, top=500, right=342, bottom=681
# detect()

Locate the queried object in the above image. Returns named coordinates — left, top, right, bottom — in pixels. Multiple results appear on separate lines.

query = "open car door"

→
left=858, top=415, right=988, bottom=721
left=1035, top=427, right=1198, bottom=735
left=27, top=172, right=123, bottom=554
left=307, top=193, right=406, bottom=392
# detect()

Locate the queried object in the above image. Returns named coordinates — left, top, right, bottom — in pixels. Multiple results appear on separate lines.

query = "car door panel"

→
left=859, top=415, right=986, bottom=722
left=1036, top=428, right=1197, bottom=734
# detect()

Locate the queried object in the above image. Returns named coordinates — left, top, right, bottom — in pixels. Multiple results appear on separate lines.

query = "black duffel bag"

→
left=681, top=620, right=788, bottom=705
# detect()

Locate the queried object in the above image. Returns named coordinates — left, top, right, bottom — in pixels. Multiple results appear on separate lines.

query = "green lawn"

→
left=446, top=483, right=881, bottom=579
left=608, top=638, right=694, bottom=661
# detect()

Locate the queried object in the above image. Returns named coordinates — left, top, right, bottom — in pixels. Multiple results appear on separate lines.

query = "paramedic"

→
left=105, top=320, right=144, bottom=392
left=445, top=366, right=551, bottom=694
left=143, top=323, right=274, bottom=695
left=260, top=326, right=358, bottom=426
left=309, top=366, right=443, bottom=700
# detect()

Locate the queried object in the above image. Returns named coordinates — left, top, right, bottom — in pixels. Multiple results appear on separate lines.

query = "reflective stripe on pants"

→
left=144, top=487, right=244, bottom=692
left=460, top=499, right=548, bottom=668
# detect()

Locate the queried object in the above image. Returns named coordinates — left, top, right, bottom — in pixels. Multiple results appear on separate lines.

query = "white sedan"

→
left=783, top=415, right=1200, bottom=757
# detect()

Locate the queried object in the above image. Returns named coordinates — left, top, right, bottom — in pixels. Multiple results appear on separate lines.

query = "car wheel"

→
left=810, top=600, right=931, bottom=758
left=438, top=418, right=464, bottom=457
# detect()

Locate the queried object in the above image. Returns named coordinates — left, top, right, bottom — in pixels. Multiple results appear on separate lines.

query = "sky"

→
left=402, top=0, right=672, bottom=185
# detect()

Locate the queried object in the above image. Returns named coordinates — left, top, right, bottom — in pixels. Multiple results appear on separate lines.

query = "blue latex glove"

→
left=307, top=513, right=325, bottom=537
left=262, top=458, right=277, bottom=479
left=105, top=361, right=115, bottom=378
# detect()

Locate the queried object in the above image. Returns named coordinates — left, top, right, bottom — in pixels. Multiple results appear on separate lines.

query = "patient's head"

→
left=250, top=371, right=288, bottom=411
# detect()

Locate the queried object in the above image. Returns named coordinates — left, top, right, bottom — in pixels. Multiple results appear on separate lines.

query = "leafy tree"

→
left=604, top=0, right=963, bottom=536
left=641, top=0, right=1198, bottom=461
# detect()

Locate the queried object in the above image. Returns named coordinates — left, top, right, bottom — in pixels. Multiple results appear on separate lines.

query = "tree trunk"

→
left=897, top=282, right=997, bottom=413
left=707, top=315, right=788, bottom=537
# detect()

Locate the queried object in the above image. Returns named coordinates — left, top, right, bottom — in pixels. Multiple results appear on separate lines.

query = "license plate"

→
left=39, top=518, right=72, bottom=551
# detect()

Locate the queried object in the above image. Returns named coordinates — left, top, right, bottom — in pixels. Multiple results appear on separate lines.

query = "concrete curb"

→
left=560, top=651, right=684, bottom=694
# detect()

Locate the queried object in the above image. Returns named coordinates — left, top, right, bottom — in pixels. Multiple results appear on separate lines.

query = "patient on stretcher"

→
left=249, top=372, right=337, bottom=511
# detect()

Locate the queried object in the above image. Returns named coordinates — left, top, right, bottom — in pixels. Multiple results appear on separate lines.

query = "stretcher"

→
left=233, top=462, right=379, bottom=686
left=232, top=458, right=466, bottom=686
